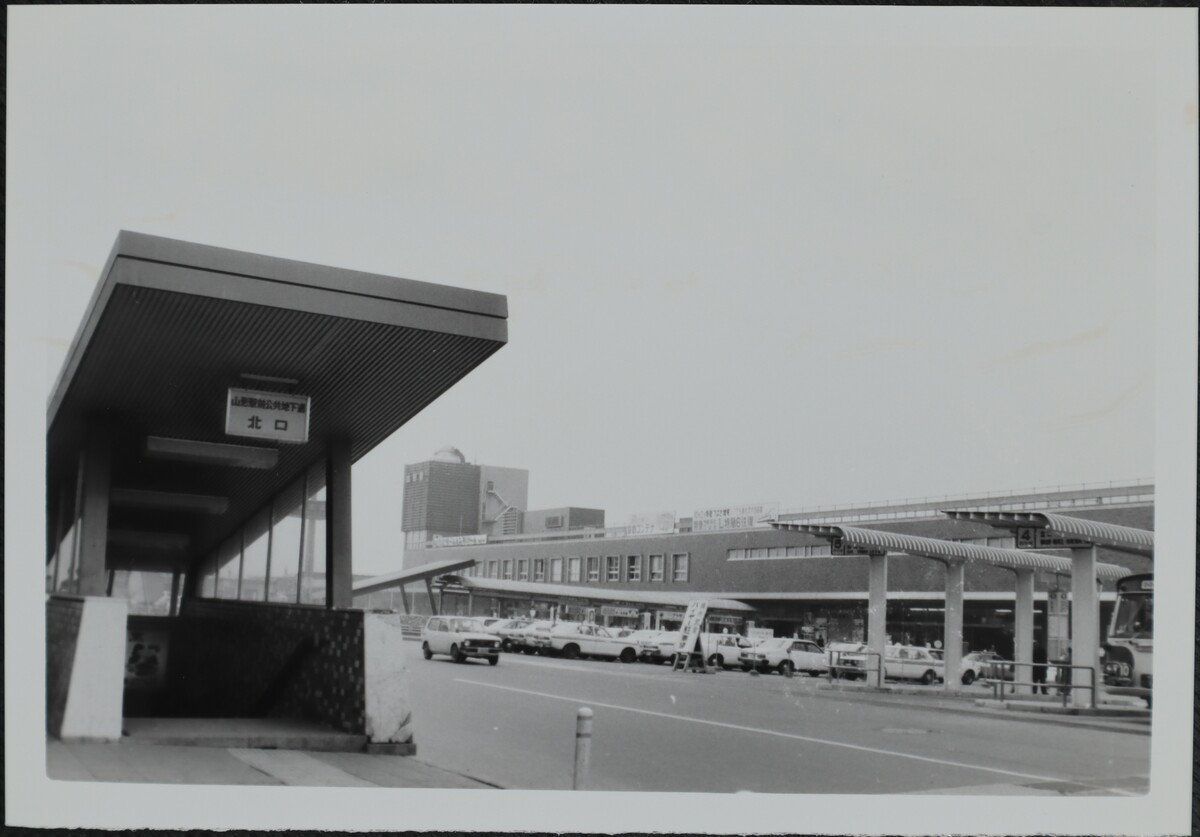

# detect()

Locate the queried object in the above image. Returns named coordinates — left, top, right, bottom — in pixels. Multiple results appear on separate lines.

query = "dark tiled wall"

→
left=46, top=596, right=86, bottom=736
left=168, top=599, right=365, bottom=734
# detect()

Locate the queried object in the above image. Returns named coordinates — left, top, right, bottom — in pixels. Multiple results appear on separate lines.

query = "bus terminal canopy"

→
left=769, top=521, right=1131, bottom=580
left=453, top=577, right=757, bottom=613
left=47, top=232, right=508, bottom=579
left=352, top=558, right=479, bottom=597
left=943, top=510, right=1154, bottom=558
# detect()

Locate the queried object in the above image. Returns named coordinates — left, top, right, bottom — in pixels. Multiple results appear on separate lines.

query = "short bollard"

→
left=573, top=707, right=593, bottom=790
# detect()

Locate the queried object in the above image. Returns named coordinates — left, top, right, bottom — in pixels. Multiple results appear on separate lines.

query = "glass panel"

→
left=607, top=556, right=620, bottom=582
left=198, top=552, right=217, bottom=598
left=587, top=557, right=599, bottom=582
left=626, top=555, right=640, bottom=582
left=550, top=558, right=563, bottom=583
left=240, top=507, right=271, bottom=601
left=672, top=553, right=688, bottom=582
left=269, top=478, right=305, bottom=603
left=300, top=462, right=327, bottom=605
left=215, top=536, right=241, bottom=599
left=568, top=557, right=581, bottom=582
left=649, top=555, right=664, bottom=581
left=119, top=571, right=175, bottom=615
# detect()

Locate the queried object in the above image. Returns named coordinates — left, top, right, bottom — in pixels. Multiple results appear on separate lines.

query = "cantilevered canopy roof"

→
left=769, top=522, right=1131, bottom=581
left=352, top=558, right=480, bottom=597
left=943, top=510, right=1154, bottom=557
left=451, top=577, right=757, bottom=613
left=48, top=232, right=508, bottom=572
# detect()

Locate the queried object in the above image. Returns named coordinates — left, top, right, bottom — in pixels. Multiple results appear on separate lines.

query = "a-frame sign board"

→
left=672, top=600, right=709, bottom=671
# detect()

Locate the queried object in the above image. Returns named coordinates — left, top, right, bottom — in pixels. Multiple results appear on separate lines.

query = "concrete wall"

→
left=46, top=595, right=127, bottom=741
left=168, top=599, right=366, bottom=735
left=46, top=597, right=85, bottom=735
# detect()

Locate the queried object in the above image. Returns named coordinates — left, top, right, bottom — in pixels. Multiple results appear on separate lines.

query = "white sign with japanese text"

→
left=225, top=388, right=310, bottom=443
left=691, top=502, right=779, bottom=532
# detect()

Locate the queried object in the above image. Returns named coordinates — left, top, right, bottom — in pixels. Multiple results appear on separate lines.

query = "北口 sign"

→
left=691, top=502, right=779, bottom=532
left=226, top=388, right=310, bottom=443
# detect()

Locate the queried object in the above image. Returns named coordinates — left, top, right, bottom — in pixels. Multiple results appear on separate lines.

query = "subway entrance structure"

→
left=45, top=231, right=507, bottom=748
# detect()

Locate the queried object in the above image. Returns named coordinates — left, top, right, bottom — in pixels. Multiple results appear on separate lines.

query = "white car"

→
left=739, top=638, right=829, bottom=676
left=421, top=616, right=500, bottom=665
left=883, top=645, right=944, bottom=684
left=503, top=619, right=555, bottom=654
left=701, top=633, right=757, bottom=669
left=532, top=622, right=641, bottom=663
left=638, top=631, right=682, bottom=664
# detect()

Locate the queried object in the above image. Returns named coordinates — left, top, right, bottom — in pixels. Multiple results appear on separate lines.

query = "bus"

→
left=1102, top=573, right=1152, bottom=707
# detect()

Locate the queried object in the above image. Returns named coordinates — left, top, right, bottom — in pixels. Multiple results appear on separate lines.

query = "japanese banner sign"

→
left=676, top=600, right=709, bottom=658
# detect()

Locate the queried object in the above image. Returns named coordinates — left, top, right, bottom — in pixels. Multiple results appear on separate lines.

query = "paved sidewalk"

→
left=47, top=739, right=498, bottom=788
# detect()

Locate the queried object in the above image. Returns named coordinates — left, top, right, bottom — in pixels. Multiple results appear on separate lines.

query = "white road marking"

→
left=454, top=679, right=1141, bottom=796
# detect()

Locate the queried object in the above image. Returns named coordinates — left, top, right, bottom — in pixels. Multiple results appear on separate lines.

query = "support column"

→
left=943, top=561, right=964, bottom=692
left=1070, top=545, right=1100, bottom=708
left=867, top=553, right=888, bottom=688
left=398, top=584, right=411, bottom=614
left=425, top=578, right=439, bottom=615
left=1014, top=569, right=1035, bottom=694
left=325, top=439, right=354, bottom=609
left=77, top=428, right=113, bottom=596
left=169, top=571, right=182, bottom=617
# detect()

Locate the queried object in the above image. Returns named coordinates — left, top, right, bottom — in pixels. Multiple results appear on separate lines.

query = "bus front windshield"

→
left=1110, top=596, right=1152, bottom=639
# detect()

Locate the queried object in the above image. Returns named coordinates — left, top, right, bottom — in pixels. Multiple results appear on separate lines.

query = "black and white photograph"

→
left=5, top=6, right=1197, bottom=835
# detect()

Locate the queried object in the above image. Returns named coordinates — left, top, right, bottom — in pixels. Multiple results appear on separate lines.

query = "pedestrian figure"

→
left=1032, top=639, right=1048, bottom=695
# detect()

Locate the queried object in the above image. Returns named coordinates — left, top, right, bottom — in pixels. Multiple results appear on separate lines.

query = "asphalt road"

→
left=405, top=644, right=1150, bottom=794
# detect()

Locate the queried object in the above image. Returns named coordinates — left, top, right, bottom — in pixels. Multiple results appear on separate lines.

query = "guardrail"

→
left=827, top=650, right=884, bottom=688
left=981, top=661, right=1098, bottom=709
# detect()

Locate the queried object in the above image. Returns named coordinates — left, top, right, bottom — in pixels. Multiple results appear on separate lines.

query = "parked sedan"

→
left=499, top=619, right=553, bottom=654
left=421, top=616, right=500, bottom=665
left=638, top=631, right=682, bottom=664
left=961, top=651, right=1012, bottom=685
left=533, top=622, right=641, bottom=663
left=739, top=638, right=829, bottom=676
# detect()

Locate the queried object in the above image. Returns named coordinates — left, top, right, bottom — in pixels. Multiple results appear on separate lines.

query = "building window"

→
left=550, top=557, right=563, bottom=583
left=487, top=480, right=495, bottom=491
left=488, top=561, right=498, bottom=579
left=586, top=556, right=599, bottom=582
left=727, top=548, right=746, bottom=561
left=749, top=547, right=768, bottom=559
left=546, top=515, right=563, bottom=529
left=606, top=556, right=620, bottom=582
left=671, top=553, right=689, bottom=582
left=518, top=559, right=529, bottom=581
left=626, top=555, right=641, bottom=582
left=568, top=556, right=581, bottom=583
left=649, top=554, right=664, bottom=582
left=502, top=560, right=513, bottom=580
left=534, top=558, right=546, bottom=582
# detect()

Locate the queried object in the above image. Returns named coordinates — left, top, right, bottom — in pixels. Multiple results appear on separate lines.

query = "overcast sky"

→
left=6, top=7, right=1197, bottom=834
left=6, top=7, right=1187, bottom=580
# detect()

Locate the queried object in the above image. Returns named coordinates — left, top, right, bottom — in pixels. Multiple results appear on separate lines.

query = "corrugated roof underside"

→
left=48, top=284, right=504, bottom=558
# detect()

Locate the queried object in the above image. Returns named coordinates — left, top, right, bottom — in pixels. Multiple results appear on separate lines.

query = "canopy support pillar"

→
left=1014, top=569, right=1035, bottom=693
left=867, top=553, right=888, bottom=688
left=943, top=560, right=964, bottom=691
left=325, top=438, right=353, bottom=609
left=1070, top=545, right=1100, bottom=708
left=77, top=427, right=114, bottom=596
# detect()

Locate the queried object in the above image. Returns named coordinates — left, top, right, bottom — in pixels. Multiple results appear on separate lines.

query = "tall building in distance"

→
left=402, top=447, right=530, bottom=554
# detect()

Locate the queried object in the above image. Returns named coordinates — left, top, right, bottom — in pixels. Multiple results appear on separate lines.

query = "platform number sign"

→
left=226, top=388, right=310, bottom=444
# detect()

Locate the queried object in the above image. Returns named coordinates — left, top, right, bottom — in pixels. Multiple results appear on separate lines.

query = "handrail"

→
left=980, top=661, right=1098, bottom=709
left=827, top=649, right=884, bottom=688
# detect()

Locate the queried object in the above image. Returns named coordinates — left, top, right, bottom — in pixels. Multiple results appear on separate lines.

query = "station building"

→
left=45, top=232, right=507, bottom=748
left=371, top=481, right=1154, bottom=657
